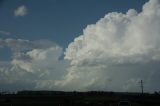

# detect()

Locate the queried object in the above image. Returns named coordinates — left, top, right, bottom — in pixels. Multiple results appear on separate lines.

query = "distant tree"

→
left=154, top=91, right=160, bottom=95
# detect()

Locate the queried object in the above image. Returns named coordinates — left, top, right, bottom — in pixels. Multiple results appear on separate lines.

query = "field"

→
left=0, top=91, right=160, bottom=106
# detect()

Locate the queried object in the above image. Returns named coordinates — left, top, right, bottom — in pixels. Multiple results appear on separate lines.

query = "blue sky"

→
left=0, top=0, right=148, bottom=47
left=0, top=0, right=148, bottom=61
left=2, top=0, right=160, bottom=92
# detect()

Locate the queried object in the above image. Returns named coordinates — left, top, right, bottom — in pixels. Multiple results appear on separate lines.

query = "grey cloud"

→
left=0, top=30, right=11, bottom=36
left=0, top=38, right=69, bottom=91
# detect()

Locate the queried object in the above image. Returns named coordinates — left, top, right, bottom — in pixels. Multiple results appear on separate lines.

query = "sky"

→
left=1, top=0, right=160, bottom=93
left=0, top=0, right=147, bottom=60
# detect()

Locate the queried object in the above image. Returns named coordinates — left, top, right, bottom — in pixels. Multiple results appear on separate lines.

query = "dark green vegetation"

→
left=0, top=91, right=160, bottom=106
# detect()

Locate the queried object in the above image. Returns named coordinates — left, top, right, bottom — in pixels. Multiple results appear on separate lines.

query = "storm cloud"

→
left=1, top=0, right=160, bottom=92
left=56, top=0, right=160, bottom=92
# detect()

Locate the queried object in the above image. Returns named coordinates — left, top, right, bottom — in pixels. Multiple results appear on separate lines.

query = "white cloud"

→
left=14, top=5, right=28, bottom=17
left=1, top=0, right=160, bottom=92
left=55, top=0, right=160, bottom=92
left=12, top=46, right=67, bottom=73
left=0, top=39, right=69, bottom=91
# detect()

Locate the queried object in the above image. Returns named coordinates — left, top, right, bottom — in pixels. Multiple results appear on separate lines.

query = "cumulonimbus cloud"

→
left=55, top=0, right=160, bottom=92
left=1, top=0, right=160, bottom=92
left=65, top=0, right=160, bottom=65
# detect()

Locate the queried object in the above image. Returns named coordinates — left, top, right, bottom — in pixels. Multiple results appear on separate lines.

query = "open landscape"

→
left=1, top=0, right=160, bottom=106
left=0, top=91, right=160, bottom=106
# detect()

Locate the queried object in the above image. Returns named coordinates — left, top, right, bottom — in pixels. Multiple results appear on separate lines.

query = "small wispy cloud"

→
left=0, top=30, right=11, bottom=36
left=14, top=5, right=28, bottom=17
